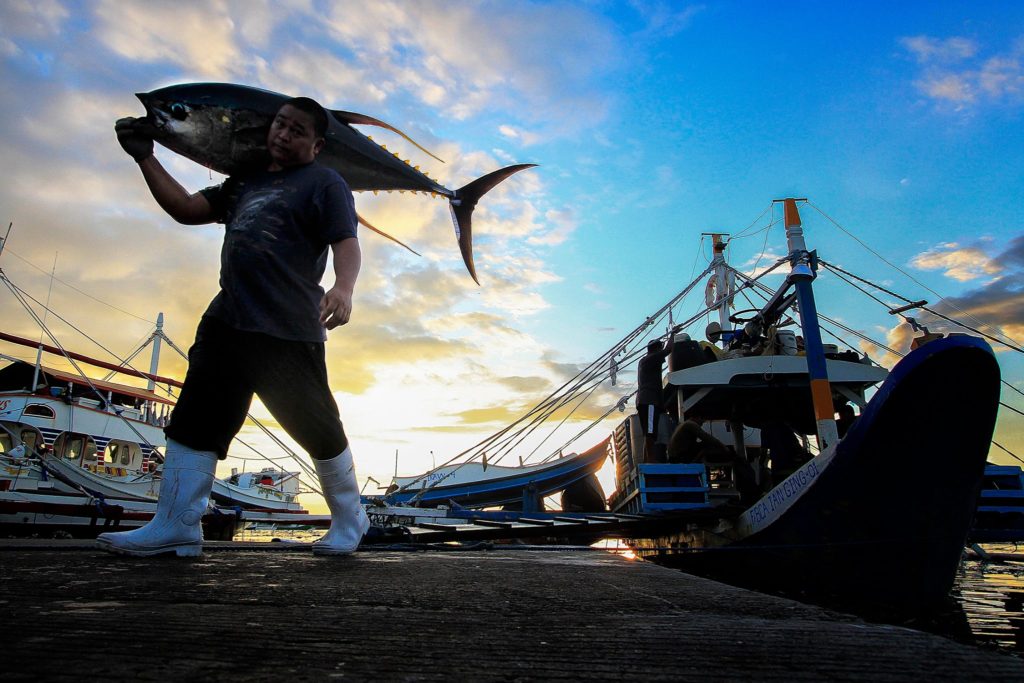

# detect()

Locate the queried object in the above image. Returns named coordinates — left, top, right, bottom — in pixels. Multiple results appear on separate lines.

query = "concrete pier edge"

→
left=3, top=541, right=1021, bottom=681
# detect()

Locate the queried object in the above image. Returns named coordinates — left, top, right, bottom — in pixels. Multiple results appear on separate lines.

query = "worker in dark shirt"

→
left=636, top=338, right=672, bottom=462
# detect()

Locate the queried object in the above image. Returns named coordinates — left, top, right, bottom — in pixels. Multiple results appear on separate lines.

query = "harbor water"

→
left=954, top=546, right=1024, bottom=655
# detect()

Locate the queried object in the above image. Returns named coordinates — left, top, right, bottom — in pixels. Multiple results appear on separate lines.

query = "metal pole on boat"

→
left=31, top=253, right=59, bottom=394
left=778, top=198, right=839, bottom=450
left=147, top=313, right=163, bottom=393
left=708, top=234, right=732, bottom=337
left=0, top=222, right=12, bottom=258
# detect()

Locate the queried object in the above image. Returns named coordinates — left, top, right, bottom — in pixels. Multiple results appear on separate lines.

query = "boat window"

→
left=55, top=433, right=92, bottom=461
left=20, top=430, right=40, bottom=452
left=24, top=404, right=56, bottom=419
left=105, top=441, right=139, bottom=467
left=0, top=433, right=12, bottom=452
left=55, top=434, right=80, bottom=460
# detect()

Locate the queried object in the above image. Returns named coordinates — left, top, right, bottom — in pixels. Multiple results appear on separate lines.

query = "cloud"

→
left=0, top=0, right=69, bottom=39
left=919, top=73, right=975, bottom=103
left=862, top=322, right=914, bottom=368
left=528, top=208, right=577, bottom=246
left=629, top=1, right=705, bottom=40
left=498, top=124, right=541, bottom=146
left=910, top=242, right=1003, bottom=281
left=909, top=235, right=1024, bottom=347
left=253, top=47, right=389, bottom=107
left=498, top=375, right=552, bottom=393
left=92, top=0, right=243, bottom=78
left=901, top=35, right=978, bottom=64
left=901, top=33, right=1024, bottom=109
left=0, top=1, right=612, bottom=483
left=320, top=0, right=624, bottom=124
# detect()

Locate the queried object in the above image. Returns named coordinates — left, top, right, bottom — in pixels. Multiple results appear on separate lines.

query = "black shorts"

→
left=165, top=316, right=347, bottom=460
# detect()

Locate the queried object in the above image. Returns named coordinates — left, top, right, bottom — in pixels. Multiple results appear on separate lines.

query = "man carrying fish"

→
left=97, top=96, right=369, bottom=557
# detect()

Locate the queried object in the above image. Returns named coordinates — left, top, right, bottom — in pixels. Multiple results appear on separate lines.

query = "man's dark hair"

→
left=283, top=96, right=329, bottom=138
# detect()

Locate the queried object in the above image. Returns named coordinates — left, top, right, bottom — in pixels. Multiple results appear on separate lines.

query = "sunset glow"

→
left=2, top=2, right=1022, bottom=514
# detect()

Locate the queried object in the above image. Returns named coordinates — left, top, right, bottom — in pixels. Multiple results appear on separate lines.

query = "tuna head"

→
left=137, top=83, right=286, bottom=175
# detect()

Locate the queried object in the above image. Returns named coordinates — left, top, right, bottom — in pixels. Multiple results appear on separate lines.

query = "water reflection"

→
left=955, top=550, right=1024, bottom=654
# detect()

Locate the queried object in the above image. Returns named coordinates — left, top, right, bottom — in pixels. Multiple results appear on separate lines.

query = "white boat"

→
left=212, top=467, right=304, bottom=511
left=0, top=354, right=169, bottom=499
left=0, top=321, right=308, bottom=532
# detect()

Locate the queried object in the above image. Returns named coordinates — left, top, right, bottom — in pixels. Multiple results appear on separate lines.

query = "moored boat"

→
left=0, top=319, right=309, bottom=533
left=370, top=197, right=1010, bottom=612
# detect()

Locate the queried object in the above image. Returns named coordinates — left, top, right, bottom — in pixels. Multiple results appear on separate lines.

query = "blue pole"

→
left=781, top=198, right=838, bottom=449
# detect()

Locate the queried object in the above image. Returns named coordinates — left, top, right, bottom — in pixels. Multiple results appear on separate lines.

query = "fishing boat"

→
left=213, top=467, right=304, bottom=512
left=375, top=198, right=1009, bottom=611
left=0, top=316, right=309, bottom=534
left=384, top=439, right=609, bottom=509
left=971, top=464, right=1024, bottom=543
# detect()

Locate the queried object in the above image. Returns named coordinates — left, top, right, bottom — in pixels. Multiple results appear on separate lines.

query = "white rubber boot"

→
left=96, top=440, right=217, bottom=557
left=312, top=448, right=370, bottom=556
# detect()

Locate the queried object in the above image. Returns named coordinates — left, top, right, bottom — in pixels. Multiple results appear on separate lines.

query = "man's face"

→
left=267, top=104, right=324, bottom=168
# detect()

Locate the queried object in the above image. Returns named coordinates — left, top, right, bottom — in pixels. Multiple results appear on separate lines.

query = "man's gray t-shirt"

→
left=200, top=162, right=357, bottom=342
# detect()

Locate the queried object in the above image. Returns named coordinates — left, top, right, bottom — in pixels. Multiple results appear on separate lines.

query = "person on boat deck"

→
left=761, top=421, right=811, bottom=483
left=836, top=403, right=859, bottom=439
left=97, top=97, right=368, bottom=558
left=636, top=338, right=673, bottom=463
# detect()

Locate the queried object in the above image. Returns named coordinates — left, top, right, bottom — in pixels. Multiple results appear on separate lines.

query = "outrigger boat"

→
left=384, top=439, right=609, bottom=509
left=374, top=198, right=1009, bottom=611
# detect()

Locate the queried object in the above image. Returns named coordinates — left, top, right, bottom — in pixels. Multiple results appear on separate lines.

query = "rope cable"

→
left=808, top=202, right=1024, bottom=351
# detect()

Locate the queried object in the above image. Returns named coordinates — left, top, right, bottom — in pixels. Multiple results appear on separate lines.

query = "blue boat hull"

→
left=644, top=335, right=1001, bottom=609
left=382, top=441, right=608, bottom=508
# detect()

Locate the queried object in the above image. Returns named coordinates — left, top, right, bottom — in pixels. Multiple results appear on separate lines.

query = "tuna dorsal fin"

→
left=356, top=213, right=422, bottom=257
left=332, top=110, right=445, bottom=164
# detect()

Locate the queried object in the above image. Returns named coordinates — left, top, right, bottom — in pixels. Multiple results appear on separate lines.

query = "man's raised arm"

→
left=116, top=117, right=216, bottom=225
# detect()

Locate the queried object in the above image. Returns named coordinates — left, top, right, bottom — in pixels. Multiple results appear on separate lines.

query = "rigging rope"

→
left=807, top=202, right=1024, bottom=352
left=0, top=269, right=159, bottom=452
left=2, top=248, right=156, bottom=323
left=819, top=259, right=1024, bottom=355
left=2, top=266, right=320, bottom=495
left=398, top=261, right=722, bottom=501
left=730, top=262, right=1023, bottom=461
left=399, top=247, right=803, bottom=502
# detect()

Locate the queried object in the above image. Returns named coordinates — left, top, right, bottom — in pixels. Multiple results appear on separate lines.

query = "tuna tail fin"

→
left=356, top=213, right=422, bottom=257
left=331, top=110, right=445, bottom=163
left=451, top=164, right=537, bottom=285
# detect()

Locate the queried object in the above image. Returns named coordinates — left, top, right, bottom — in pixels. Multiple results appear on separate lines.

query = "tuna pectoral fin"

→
left=451, top=164, right=537, bottom=285
left=331, top=110, right=445, bottom=164
left=356, top=213, right=422, bottom=257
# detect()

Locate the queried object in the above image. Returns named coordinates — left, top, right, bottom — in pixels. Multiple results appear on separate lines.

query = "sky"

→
left=1, top=1, right=1022, bottom=512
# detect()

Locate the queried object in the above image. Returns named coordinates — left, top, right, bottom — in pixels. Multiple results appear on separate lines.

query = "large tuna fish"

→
left=134, top=82, right=536, bottom=284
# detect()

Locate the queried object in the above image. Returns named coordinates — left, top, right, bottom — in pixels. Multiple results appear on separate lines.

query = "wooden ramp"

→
left=354, top=507, right=732, bottom=546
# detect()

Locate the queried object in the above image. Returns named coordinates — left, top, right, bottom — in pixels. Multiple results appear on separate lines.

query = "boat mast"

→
left=147, top=313, right=163, bottom=393
left=778, top=198, right=839, bottom=449
left=709, top=233, right=732, bottom=336
left=31, top=253, right=59, bottom=395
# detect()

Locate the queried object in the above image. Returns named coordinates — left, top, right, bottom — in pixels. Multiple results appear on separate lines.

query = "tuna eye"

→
left=169, top=103, right=188, bottom=121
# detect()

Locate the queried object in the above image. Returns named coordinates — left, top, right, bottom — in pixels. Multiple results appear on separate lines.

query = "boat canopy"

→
left=666, top=356, right=887, bottom=434
left=0, top=360, right=174, bottom=406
